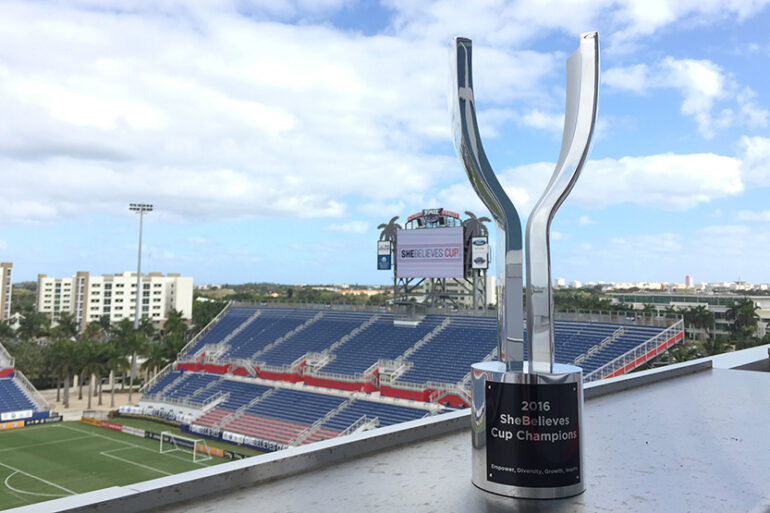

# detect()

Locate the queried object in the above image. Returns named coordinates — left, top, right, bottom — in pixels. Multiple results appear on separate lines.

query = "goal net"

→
left=159, top=432, right=213, bottom=463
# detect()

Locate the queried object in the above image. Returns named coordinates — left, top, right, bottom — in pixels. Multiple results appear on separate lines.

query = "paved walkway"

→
left=39, top=386, right=140, bottom=421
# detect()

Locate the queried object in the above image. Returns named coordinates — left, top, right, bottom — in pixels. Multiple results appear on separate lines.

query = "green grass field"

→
left=0, top=421, right=229, bottom=510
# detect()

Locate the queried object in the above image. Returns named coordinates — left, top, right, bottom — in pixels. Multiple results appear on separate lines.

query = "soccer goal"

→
left=159, top=432, right=213, bottom=463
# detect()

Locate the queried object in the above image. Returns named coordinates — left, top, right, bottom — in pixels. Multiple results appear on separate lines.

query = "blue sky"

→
left=1, top=0, right=769, bottom=286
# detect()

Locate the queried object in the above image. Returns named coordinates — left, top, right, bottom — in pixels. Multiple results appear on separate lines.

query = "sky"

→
left=1, top=0, right=769, bottom=286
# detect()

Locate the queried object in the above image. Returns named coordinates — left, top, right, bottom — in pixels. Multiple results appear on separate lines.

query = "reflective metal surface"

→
left=525, top=33, right=599, bottom=374
left=471, top=362, right=584, bottom=498
left=451, top=37, right=524, bottom=368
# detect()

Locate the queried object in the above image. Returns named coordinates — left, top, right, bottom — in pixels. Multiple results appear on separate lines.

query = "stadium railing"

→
left=14, top=369, right=50, bottom=411
left=140, top=362, right=175, bottom=394
left=585, top=319, right=685, bottom=381
left=177, top=300, right=234, bottom=358
left=0, top=341, right=14, bottom=368
left=340, top=415, right=379, bottom=436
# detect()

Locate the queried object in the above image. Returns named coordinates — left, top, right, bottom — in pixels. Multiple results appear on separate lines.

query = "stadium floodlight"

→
left=128, top=202, right=153, bottom=403
left=452, top=33, right=599, bottom=499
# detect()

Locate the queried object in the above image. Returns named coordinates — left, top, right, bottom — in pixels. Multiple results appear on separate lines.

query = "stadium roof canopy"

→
left=11, top=345, right=770, bottom=513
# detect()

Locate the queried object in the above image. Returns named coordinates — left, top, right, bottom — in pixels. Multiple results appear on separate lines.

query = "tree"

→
left=50, top=338, right=78, bottom=408
left=726, top=298, right=759, bottom=335
left=701, top=335, right=730, bottom=356
left=141, top=342, right=168, bottom=380
left=17, top=312, right=50, bottom=341
left=377, top=216, right=401, bottom=242
left=113, top=319, right=146, bottom=402
left=53, top=312, right=79, bottom=339
left=0, top=320, right=14, bottom=340
left=670, top=343, right=700, bottom=363
left=79, top=339, right=107, bottom=410
left=104, top=340, right=129, bottom=408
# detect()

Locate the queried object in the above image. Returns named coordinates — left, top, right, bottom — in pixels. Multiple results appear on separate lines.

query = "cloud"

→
left=326, top=221, right=369, bottom=233
left=520, top=109, right=564, bottom=134
left=739, top=136, right=770, bottom=186
left=577, top=215, right=596, bottom=226
left=502, top=152, right=743, bottom=211
left=604, top=57, right=767, bottom=138
left=736, top=210, right=770, bottom=222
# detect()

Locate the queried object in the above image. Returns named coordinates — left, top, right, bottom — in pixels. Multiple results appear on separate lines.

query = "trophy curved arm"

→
left=452, top=37, right=524, bottom=368
left=525, top=32, right=599, bottom=373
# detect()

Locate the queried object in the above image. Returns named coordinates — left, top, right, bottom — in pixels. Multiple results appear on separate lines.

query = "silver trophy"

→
left=452, top=33, right=599, bottom=499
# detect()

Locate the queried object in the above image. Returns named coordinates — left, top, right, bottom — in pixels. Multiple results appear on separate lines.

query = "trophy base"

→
left=470, top=361, right=585, bottom=499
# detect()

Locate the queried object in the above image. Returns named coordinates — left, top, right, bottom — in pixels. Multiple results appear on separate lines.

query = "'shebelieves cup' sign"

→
left=451, top=32, right=599, bottom=499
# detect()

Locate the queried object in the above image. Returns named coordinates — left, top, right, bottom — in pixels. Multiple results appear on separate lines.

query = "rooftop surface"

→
left=9, top=346, right=770, bottom=513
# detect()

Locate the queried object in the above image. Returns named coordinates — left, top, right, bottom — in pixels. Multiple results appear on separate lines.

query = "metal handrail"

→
left=341, top=415, right=379, bottom=436
left=139, top=361, right=174, bottom=393
left=177, top=300, right=233, bottom=358
left=14, top=369, right=50, bottom=411
left=585, top=319, right=684, bottom=381
left=0, top=341, right=14, bottom=368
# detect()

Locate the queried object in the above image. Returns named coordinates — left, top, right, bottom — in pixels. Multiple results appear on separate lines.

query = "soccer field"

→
left=0, top=421, right=226, bottom=510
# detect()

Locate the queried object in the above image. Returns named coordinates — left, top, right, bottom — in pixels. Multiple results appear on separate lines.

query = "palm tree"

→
left=701, top=335, right=730, bottom=356
left=670, top=343, right=700, bottom=363
left=54, top=312, right=80, bottom=339
left=50, top=338, right=78, bottom=408
left=104, top=340, right=129, bottom=408
left=141, top=342, right=168, bottom=381
left=79, top=339, right=104, bottom=410
left=726, top=298, right=759, bottom=335
left=17, top=311, right=50, bottom=341
left=377, top=216, right=401, bottom=242
left=462, top=211, right=491, bottom=240
left=693, top=305, right=715, bottom=341
left=113, top=318, right=146, bottom=403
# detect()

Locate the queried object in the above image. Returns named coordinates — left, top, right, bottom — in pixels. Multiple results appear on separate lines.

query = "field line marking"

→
left=0, top=435, right=94, bottom=454
left=0, top=462, right=76, bottom=496
left=56, top=424, right=211, bottom=467
left=4, top=471, right=70, bottom=498
left=98, top=451, right=172, bottom=476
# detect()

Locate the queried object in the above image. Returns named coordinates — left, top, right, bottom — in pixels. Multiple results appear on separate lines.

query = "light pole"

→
left=128, top=202, right=153, bottom=403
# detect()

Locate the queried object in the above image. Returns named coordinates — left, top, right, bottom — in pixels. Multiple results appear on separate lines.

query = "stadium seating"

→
left=223, top=309, right=318, bottom=360
left=0, top=377, right=36, bottom=413
left=142, top=306, right=677, bottom=450
left=257, top=311, right=374, bottom=367
left=183, top=307, right=257, bottom=357
left=319, top=314, right=443, bottom=375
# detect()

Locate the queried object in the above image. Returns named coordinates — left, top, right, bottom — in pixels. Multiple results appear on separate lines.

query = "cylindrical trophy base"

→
left=470, top=361, right=585, bottom=499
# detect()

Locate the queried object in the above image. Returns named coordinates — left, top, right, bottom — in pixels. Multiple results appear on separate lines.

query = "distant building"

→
left=0, top=262, right=11, bottom=321
left=608, top=292, right=770, bottom=338
left=36, top=271, right=193, bottom=330
left=569, top=280, right=582, bottom=288
left=685, top=274, right=694, bottom=288
left=554, top=278, right=566, bottom=288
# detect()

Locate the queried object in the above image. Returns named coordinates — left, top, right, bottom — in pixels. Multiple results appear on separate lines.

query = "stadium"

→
left=4, top=208, right=742, bottom=513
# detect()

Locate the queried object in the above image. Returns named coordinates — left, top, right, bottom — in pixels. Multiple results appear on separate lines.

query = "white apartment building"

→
left=37, top=271, right=193, bottom=330
left=0, top=262, right=11, bottom=321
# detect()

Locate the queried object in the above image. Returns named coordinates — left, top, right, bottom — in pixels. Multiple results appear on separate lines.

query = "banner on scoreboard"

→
left=471, top=237, right=489, bottom=269
left=396, top=227, right=464, bottom=279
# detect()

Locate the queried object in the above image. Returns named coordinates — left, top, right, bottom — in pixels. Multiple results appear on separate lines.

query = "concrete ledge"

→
left=584, top=358, right=712, bottom=400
